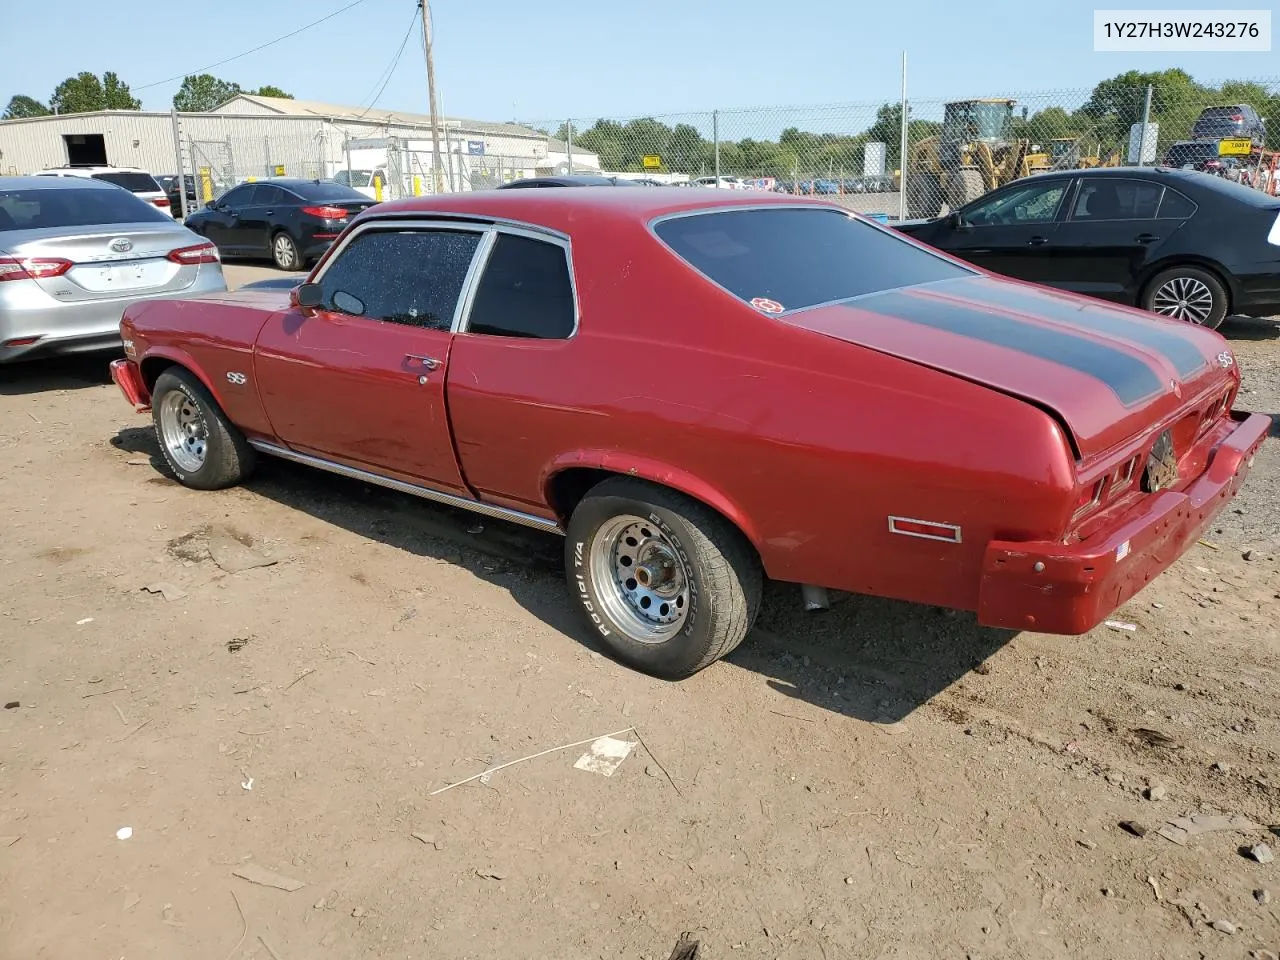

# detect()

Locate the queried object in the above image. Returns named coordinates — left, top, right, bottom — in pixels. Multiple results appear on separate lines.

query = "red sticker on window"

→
left=750, top=297, right=784, bottom=314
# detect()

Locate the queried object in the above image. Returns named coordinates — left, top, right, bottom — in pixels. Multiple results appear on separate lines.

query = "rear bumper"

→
left=0, top=266, right=226, bottom=363
left=977, top=411, right=1270, bottom=634
left=110, top=358, right=152, bottom=412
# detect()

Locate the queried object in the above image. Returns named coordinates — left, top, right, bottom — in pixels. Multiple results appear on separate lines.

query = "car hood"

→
left=784, top=276, right=1234, bottom=459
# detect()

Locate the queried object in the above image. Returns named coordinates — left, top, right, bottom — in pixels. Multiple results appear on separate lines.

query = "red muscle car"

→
left=109, top=190, right=1269, bottom=679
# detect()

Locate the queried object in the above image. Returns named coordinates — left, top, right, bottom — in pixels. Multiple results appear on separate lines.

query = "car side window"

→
left=254, top=185, right=285, bottom=205
left=961, top=180, right=1069, bottom=226
left=1070, top=179, right=1163, bottom=221
left=466, top=233, right=575, bottom=339
left=218, top=185, right=251, bottom=207
left=1157, top=188, right=1197, bottom=219
left=316, top=228, right=481, bottom=331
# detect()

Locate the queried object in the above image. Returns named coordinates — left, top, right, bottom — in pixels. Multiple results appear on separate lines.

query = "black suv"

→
left=1192, top=104, right=1267, bottom=146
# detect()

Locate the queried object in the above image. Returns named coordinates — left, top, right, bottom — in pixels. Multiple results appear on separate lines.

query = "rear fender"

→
left=542, top=450, right=762, bottom=550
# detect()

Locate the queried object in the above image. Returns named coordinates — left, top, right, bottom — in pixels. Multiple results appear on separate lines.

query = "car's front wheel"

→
left=271, top=231, right=302, bottom=271
left=151, top=367, right=255, bottom=490
left=1141, top=266, right=1229, bottom=329
left=565, top=478, right=762, bottom=679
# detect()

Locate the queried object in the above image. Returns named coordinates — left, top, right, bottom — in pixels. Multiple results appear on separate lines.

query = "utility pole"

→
left=419, top=0, right=445, bottom=193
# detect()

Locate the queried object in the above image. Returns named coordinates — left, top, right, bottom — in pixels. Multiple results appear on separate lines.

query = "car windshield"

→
left=333, top=169, right=374, bottom=188
left=654, top=207, right=971, bottom=313
left=0, top=187, right=173, bottom=230
left=91, top=172, right=162, bottom=193
left=291, top=180, right=368, bottom=201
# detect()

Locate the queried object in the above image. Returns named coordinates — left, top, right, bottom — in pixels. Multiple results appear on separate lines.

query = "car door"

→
left=198, top=183, right=253, bottom=251
left=252, top=222, right=487, bottom=494
left=1047, top=177, right=1166, bottom=303
left=235, top=184, right=284, bottom=256
left=936, top=177, right=1074, bottom=283
left=444, top=227, right=579, bottom=514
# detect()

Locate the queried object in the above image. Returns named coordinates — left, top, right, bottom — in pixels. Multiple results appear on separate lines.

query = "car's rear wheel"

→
left=1141, top=266, right=1229, bottom=329
left=565, top=478, right=762, bottom=679
left=152, top=368, right=255, bottom=490
left=272, top=231, right=302, bottom=271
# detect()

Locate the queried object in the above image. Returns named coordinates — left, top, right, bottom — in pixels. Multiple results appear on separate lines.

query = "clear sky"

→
left=2, top=0, right=1274, bottom=128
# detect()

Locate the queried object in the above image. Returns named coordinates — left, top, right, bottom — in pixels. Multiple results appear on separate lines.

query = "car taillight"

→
left=301, top=205, right=350, bottom=219
left=1230, top=114, right=1243, bottom=121
left=1072, top=478, right=1105, bottom=520
left=153, top=197, right=171, bottom=208
left=0, top=257, right=73, bottom=282
left=167, top=242, right=220, bottom=265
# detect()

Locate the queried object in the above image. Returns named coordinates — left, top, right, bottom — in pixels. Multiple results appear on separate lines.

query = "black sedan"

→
left=185, top=178, right=375, bottom=270
left=894, top=167, right=1280, bottom=329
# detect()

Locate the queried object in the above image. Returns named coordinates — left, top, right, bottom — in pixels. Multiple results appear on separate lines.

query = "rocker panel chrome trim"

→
left=248, top=440, right=563, bottom=534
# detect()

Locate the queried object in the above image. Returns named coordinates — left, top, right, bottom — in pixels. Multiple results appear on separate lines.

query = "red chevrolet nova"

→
left=110, top=190, right=1269, bottom=678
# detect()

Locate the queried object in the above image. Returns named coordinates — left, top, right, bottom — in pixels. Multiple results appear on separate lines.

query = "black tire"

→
left=151, top=368, right=255, bottom=490
left=565, top=478, right=763, bottom=679
left=271, top=231, right=302, bottom=271
left=946, top=168, right=984, bottom=210
left=1140, top=265, right=1229, bottom=329
left=905, top=171, right=942, bottom=219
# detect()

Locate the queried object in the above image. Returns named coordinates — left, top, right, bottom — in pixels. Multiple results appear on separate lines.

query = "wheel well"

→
left=546, top=467, right=758, bottom=555
left=139, top=356, right=177, bottom=389
left=1139, top=259, right=1234, bottom=312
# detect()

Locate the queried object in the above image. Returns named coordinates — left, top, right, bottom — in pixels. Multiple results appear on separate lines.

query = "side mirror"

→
left=947, top=210, right=973, bottom=231
left=292, top=282, right=323, bottom=310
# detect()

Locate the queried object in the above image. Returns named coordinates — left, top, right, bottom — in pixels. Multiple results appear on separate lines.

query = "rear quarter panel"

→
left=123, top=293, right=281, bottom=439
left=446, top=213, right=1078, bottom=612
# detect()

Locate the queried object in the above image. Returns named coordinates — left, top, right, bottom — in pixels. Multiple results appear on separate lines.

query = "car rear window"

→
left=91, top=172, right=162, bottom=193
left=292, top=181, right=369, bottom=202
left=653, top=207, right=971, bottom=313
left=0, top=187, right=173, bottom=231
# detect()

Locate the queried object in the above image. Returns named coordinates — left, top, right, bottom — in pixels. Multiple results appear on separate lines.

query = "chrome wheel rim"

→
left=1150, top=276, right=1214, bottom=324
left=589, top=515, right=690, bottom=644
left=158, top=390, right=208, bottom=473
left=274, top=234, right=295, bottom=266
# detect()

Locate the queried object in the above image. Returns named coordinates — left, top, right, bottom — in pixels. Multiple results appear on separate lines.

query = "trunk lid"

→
left=786, top=275, right=1233, bottom=459
left=1, top=223, right=206, bottom=302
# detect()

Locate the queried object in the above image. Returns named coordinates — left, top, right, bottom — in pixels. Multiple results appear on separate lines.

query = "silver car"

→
left=0, top=176, right=226, bottom=363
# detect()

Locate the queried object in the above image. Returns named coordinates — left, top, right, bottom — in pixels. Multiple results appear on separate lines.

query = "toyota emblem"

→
left=109, top=237, right=133, bottom=253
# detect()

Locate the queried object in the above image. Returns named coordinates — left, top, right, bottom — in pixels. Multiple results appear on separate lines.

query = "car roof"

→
left=32, top=165, right=151, bottom=175
left=499, top=175, right=624, bottom=187
left=369, top=188, right=842, bottom=234
left=0, top=175, right=124, bottom=191
left=1028, top=164, right=1279, bottom=207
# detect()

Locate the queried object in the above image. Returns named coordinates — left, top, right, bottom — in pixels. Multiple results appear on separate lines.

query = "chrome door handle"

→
left=405, top=354, right=441, bottom=371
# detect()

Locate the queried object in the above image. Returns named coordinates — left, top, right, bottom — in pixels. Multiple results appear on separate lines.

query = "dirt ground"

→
left=2, top=263, right=1279, bottom=960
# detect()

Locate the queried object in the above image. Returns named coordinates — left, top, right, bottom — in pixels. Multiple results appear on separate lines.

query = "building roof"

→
left=215, top=95, right=541, bottom=139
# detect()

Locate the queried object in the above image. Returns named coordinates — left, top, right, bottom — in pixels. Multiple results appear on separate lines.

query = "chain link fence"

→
left=160, top=77, right=1280, bottom=220
left=524, top=76, right=1280, bottom=219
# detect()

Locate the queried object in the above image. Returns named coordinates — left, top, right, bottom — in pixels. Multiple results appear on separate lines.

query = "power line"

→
left=135, top=0, right=374, bottom=91
left=354, top=8, right=420, bottom=117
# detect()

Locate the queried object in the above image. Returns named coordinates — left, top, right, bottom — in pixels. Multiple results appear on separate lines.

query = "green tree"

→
left=174, top=74, right=242, bottom=112
left=2, top=95, right=50, bottom=119
left=50, top=71, right=140, bottom=113
left=248, top=85, right=292, bottom=99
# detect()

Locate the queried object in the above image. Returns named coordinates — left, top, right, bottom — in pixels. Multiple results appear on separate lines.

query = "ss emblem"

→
left=226, top=371, right=247, bottom=385
left=1217, top=351, right=1234, bottom=369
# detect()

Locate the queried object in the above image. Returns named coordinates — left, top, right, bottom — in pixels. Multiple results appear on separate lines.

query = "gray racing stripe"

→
left=967, top=282, right=1207, bottom=379
left=864, top=290, right=1165, bottom=407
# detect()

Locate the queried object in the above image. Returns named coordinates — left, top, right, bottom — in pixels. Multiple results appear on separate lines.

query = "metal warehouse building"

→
left=0, top=95, right=599, bottom=197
